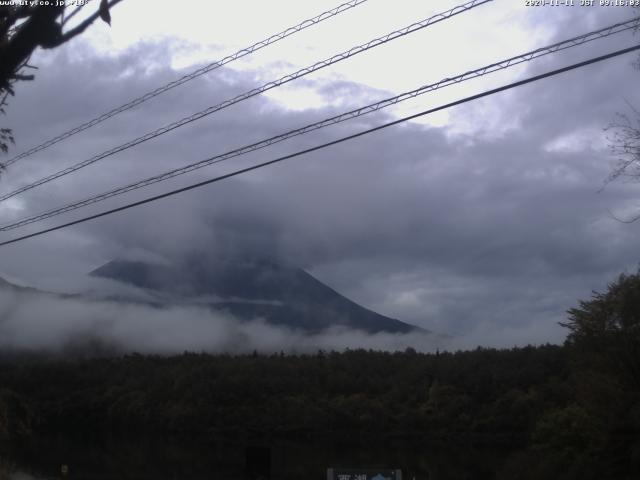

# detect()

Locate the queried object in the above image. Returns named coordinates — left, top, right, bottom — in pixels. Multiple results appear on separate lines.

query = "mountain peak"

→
left=90, top=257, right=424, bottom=334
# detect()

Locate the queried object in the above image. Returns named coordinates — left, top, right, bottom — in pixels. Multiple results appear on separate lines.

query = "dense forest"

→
left=0, top=273, right=639, bottom=479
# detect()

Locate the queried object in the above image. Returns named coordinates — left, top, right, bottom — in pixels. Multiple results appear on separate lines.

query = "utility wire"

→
left=1, top=43, right=638, bottom=248
left=1, top=17, right=637, bottom=232
left=2, top=0, right=371, bottom=167
left=0, top=0, right=492, bottom=203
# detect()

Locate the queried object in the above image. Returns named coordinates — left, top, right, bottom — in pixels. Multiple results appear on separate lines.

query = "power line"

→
left=0, top=0, right=492, bottom=203
left=1, top=43, right=638, bottom=248
left=2, top=0, right=371, bottom=167
left=2, top=16, right=637, bottom=233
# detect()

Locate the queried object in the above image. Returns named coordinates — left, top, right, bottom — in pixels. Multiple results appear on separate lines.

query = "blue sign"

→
left=327, top=468, right=402, bottom=480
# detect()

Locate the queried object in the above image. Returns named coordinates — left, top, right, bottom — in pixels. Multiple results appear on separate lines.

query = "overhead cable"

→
left=1, top=43, right=638, bottom=247
left=0, top=0, right=492, bottom=202
left=1, top=16, right=637, bottom=232
left=2, top=0, right=371, bottom=167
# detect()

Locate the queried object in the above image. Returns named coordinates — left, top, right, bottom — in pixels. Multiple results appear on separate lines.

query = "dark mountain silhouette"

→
left=90, top=257, right=423, bottom=334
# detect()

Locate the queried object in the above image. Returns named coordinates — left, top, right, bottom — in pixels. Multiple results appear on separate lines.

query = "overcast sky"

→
left=0, top=0, right=639, bottom=349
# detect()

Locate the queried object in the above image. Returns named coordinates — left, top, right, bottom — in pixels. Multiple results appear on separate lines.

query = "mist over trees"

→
left=1, top=270, right=640, bottom=479
left=0, top=5, right=639, bottom=479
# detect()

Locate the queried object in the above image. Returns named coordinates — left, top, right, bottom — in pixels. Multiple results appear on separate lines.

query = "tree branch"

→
left=0, top=5, right=64, bottom=88
left=0, top=5, right=37, bottom=39
left=606, top=208, right=640, bottom=224
left=61, top=1, right=94, bottom=26
left=51, top=0, right=123, bottom=47
left=10, top=73, right=34, bottom=81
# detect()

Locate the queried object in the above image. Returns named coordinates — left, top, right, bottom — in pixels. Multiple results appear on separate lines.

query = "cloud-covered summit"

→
left=1, top=3, right=639, bottom=349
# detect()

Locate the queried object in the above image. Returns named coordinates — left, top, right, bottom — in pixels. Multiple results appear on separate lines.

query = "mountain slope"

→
left=90, top=258, right=422, bottom=334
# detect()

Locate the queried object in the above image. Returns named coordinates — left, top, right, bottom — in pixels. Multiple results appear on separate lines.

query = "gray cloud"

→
left=1, top=7, right=640, bottom=350
left=0, top=288, right=443, bottom=355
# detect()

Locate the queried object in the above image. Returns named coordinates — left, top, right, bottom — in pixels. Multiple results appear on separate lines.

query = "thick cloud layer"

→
left=0, top=288, right=444, bottom=355
left=0, top=4, right=639, bottom=351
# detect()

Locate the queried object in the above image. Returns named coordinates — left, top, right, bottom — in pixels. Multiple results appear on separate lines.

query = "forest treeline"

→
left=0, top=272, right=639, bottom=479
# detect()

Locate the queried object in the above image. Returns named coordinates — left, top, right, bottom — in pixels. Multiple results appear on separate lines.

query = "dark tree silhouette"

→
left=0, top=0, right=123, bottom=154
left=563, top=271, right=640, bottom=391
